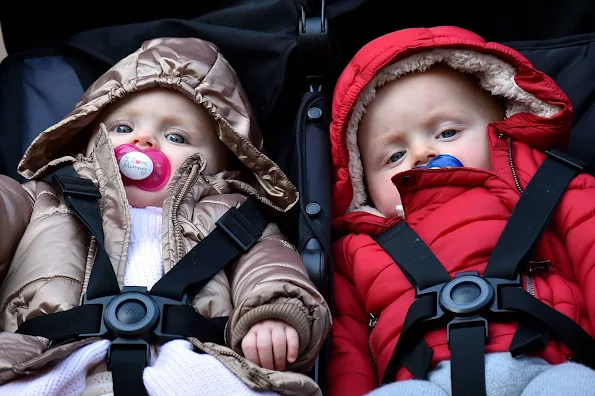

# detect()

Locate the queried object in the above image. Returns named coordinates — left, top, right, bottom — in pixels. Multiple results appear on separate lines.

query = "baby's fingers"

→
left=285, top=326, right=299, bottom=364
left=271, top=325, right=288, bottom=371
left=256, top=329, right=274, bottom=370
left=242, top=331, right=260, bottom=366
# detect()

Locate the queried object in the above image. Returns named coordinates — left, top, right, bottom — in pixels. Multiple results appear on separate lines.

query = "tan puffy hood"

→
left=17, top=37, right=297, bottom=212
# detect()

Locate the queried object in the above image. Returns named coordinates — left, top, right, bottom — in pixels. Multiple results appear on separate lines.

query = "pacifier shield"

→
left=119, top=151, right=154, bottom=180
left=114, top=144, right=172, bottom=192
left=414, top=154, right=464, bottom=169
left=427, top=154, right=463, bottom=169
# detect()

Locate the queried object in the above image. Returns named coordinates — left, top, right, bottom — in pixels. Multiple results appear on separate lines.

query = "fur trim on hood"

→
left=330, top=26, right=573, bottom=219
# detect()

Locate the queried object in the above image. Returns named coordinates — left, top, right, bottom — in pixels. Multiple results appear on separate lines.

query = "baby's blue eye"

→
left=440, top=129, right=457, bottom=138
left=389, top=152, right=405, bottom=163
left=167, top=134, right=186, bottom=144
left=115, top=125, right=133, bottom=133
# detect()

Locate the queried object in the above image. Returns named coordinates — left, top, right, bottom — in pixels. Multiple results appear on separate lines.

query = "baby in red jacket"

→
left=356, top=63, right=501, bottom=217
left=328, top=26, right=595, bottom=396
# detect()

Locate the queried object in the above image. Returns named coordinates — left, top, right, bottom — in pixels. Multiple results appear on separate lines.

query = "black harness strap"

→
left=17, top=304, right=103, bottom=342
left=380, top=294, right=437, bottom=380
left=16, top=164, right=269, bottom=396
left=449, top=321, right=486, bottom=395
left=501, top=287, right=595, bottom=367
left=111, top=347, right=146, bottom=395
left=375, top=148, right=595, bottom=395
left=150, top=196, right=266, bottom=301
left=43, top=165, right=120, bottom=299
left=375, top=222, right=449, bottom=379
left=375, top=226, right=495, bottom=395
left=375, top=222, right=451, bottom=289
left=484, top=150, right=585, bottom=280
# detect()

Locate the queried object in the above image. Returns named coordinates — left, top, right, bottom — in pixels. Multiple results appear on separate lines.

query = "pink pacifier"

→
left=114, top=144, right=171, bottom=192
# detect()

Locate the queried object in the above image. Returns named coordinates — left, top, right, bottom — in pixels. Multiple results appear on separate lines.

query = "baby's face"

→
left=97, top=88, right=231, bottom=208
left=358, top=65, right=504, bottom=218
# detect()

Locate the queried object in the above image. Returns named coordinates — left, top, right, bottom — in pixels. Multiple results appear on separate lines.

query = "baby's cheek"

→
left=458, top=134, right=492, bottom=170
left=109, top=134, right=126, bottom=148
left=461, top=151, right=491, bottom=171
left=368, top=175, right=402, bottom=217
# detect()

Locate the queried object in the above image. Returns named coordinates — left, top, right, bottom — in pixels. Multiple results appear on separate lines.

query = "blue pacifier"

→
left=415, top=154, right=463, bottom=169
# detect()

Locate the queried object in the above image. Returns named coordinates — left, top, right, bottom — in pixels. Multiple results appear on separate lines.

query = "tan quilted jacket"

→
left=0, top=37, right=330, bottom=396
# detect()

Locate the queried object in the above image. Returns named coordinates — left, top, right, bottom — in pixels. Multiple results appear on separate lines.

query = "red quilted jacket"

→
left=328, top=26, right=595, bottom=396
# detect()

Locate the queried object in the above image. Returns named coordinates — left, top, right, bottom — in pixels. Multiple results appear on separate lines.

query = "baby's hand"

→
left=241, top=319, right=299, bottom=371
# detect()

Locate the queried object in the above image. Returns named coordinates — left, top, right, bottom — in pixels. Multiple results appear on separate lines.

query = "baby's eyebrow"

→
left=112, top=107, right=141, bottom=118
left=162, top=114, right=207, bottom=133
left=423, top=110, right=467, bottom=129
left=373, top=129, right=403, bottom=149
left=161, top=114, right=188, bottom=125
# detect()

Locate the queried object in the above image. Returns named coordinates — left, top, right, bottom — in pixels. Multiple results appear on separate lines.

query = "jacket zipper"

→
left=368, top=313, right=381, bottom=385
left=525, top=275, right=535, bottom=296
left=170, top=165, right=201, bottom=259
left=525, top=261, right=552, bottom=296
left=508, top=138, right=524, bottom=195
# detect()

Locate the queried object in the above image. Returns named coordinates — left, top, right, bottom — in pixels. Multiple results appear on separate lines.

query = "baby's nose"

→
left=132, top=131, right=157, bottom=148
left=411, top=146, right=438, bottom=168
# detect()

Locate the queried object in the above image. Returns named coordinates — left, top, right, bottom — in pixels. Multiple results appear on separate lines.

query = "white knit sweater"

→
left=0, top=207, right=279, bottom=396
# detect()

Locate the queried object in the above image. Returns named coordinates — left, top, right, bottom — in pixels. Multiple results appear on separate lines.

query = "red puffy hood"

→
left=330, top=26, right=573, bottom=225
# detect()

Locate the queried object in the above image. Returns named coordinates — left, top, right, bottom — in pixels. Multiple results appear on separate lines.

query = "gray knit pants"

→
left=367, top=352, right=595, bottom=396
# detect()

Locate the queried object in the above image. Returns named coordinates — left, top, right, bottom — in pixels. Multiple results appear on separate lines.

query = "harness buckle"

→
left=415, top=283, right=447, bottom=323
left=439, top=271, right=494, bottom=347
left=416, top=271, right=523, bottom=346
left=415, top=271, right=498, bottom=322
left=151, top=294, right=189, bottom=343
left=80, top=286, right=190, bottom=344
left=103, top=287, right=160, bottom=338
left=440, top=272, right=494, bottom=316
left=80, top=287, right=159, bottom=339
left=78, top=293, right=114, bottom=339
left=484, top=274, right=522, bottom=314
left=80, top=286, right=190, bottom=369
